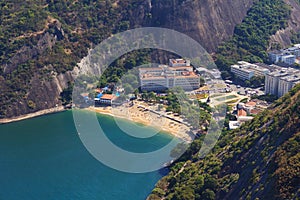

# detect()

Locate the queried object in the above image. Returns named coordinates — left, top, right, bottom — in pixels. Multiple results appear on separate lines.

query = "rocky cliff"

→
left=0, top=15, right=77, bottom=118
left=149, top=0, right=255, bottom=52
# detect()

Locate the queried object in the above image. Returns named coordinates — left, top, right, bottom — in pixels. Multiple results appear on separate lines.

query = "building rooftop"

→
left=280, top=73, right=300, bottom=82
left=237, top=109, right=247, bottom=117
left=100, top=94, right=117, bottom=100
left=245, top=101, right=257, bottom=107
left=250, top=109, right=262, bottom=115
left=141, top=72, right=198, bottom=80
left=231, top=64, right=253, bottom=73
left=169, top=58, right=190, bottom=65
left=267, top=70, right=290, bottom=77
left=229, top=121, right=240, bottom=130
left=140, top=64, right=197, bottom=80
left=234, top=61, right=271, bottom=74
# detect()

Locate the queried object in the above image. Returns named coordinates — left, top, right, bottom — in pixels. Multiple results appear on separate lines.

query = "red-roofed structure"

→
left=237, top=109, right=247, bottom=117
left=245, top=101, right=257, bottom=107
left=95, top=94, right=118, bottom=105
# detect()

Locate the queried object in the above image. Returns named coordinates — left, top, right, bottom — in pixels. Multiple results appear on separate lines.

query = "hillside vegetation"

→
left=148, top=84, right=300, bottom=200
left=215, top=0, right=291, bottom=79
left=0, top=0, right=151, bottom=117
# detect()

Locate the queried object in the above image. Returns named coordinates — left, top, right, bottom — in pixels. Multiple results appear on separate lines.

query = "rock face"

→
left=5, top=70, right=75, bottom=118
left=1, top=18, right=76, bottom=118
left=149, top=0, right=255, bottom=52
left=270, top=0, right=300, bottom=48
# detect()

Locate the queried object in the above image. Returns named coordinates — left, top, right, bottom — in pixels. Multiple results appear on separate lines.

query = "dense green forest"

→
left=215, top=0, right=291, bottom=79
left=148, top=84, right=300, bottom=200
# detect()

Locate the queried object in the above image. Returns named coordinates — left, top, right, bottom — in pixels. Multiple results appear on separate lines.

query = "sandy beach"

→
left=88, top=102, right=194, bottom=142
left=0, top=106, right=65, bottom=124
left=0, top=102, right=194, bottom=142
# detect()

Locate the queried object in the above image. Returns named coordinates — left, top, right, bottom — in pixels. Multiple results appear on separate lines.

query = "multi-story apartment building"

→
left=265, top=68, right=300, bottom=97
left=265, top=70, right=290, bottom=96
left=139, top=59, right=200, bottom=91
left=278, top=73, right=300, bottom=97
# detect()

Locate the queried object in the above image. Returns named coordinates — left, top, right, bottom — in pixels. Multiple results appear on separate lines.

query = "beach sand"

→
left=0, top=102, right=194, bottom=142
left=88, top=102, right=194, bottom=142
left=0, top=106, right=65, bottom=124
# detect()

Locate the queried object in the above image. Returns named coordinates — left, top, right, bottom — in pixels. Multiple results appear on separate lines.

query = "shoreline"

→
left=0, top=103, right=194, bottom=142
left=88, top=104, right=194, bottom=142
left=0, top=106, right=66, bottom=124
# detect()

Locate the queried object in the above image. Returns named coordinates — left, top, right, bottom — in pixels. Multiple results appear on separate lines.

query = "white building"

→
left=265, top=70, right=289, bottom=96
left=231, top=65, right=254, bottom=80
left=265, top=68, right=300, bottom=97
left=246, top=65, right=270, bottom=77
left=140, top=59, right=200, bottom=91
left=281, top=55, right=296, bottom=65
left=278, top=73, right=300, bottom=97
left=231, top=61, right=270, bottom=80
left=94, top=94, right=118, bottom=105
left=268, top=46, right=298, bottom=65
left=229, top=121, right=240, bottom=130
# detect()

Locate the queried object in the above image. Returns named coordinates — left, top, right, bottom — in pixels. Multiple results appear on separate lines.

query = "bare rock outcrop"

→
left=148, top=0, right=255, bottom=52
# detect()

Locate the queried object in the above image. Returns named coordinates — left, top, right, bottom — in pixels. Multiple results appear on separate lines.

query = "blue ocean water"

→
left=0, top=111, right=173, bottom=200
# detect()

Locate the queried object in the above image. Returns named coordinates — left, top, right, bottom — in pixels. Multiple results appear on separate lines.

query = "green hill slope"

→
left=149, top=84, right=300, bottom=200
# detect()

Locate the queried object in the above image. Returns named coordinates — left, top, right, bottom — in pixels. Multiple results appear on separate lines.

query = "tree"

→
left=141, top=91, right=149, bottom=101
left=200, top=76, right=206, bottom=86
left=60, top=82, right=74, bottom=105
left=98, top=76, right=107, bottom=88
left=194, top=175, right=205, bottom=193
left=123, top=83, right=134, bottom=94
left=148, top=91, right=156, bottom=102
left=133, top=89, right=139, bottom=98
left=201, top=189, right=215, bottom=200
